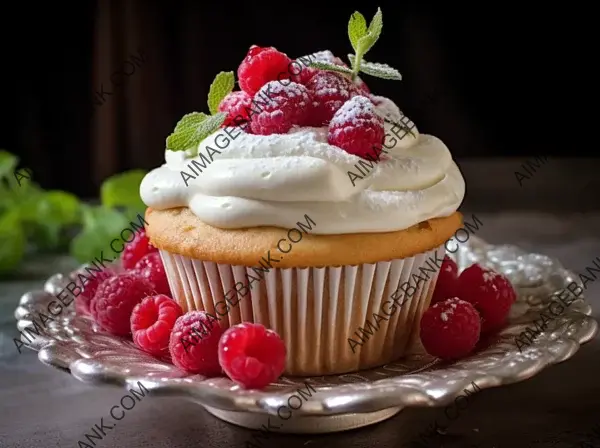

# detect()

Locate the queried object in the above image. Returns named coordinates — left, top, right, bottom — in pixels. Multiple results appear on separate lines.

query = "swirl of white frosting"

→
left=140, top=97, right=465, bottom=235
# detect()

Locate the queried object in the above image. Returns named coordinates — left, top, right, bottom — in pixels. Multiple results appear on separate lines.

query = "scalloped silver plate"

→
left=14, top=236, right=598, bottom=434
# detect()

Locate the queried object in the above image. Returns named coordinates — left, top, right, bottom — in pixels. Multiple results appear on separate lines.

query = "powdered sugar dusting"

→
left=143, top=92, right=466, bottom=234
left=302, top=50, right=342, bottom=65
left=330, top=96, right=383, bottom=128
left=308, top=71, right=354, bottom=98
left=259, top=80, right=310, bottom=103
left=482, top=269, right=499, bottom=283
left=437, top=297, right=463, bottom=322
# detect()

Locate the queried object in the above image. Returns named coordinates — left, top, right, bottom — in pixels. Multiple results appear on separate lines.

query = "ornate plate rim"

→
left=14, top=236, right=599, bottom=417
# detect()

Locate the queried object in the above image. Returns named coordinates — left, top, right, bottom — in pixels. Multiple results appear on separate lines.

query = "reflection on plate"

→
left=14, top=236, right=598, bottom=433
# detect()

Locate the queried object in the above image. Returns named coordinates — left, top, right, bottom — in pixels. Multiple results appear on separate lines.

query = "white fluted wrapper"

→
left=160, top=246, right=445, bottom=376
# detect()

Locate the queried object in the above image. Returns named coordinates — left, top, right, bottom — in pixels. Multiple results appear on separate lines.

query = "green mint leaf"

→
left=358, top=60, right=402, bottom=80
left=348, top=12, right=368, bottom=53
left=70, top=228, right=107, bottom=263
left=13, top=168, right=33, bottom=189
left=100, top=169, right=147, bottom=211
left=308, top=61, right=354, bottom=76
left=18, top=190, right=81, bottom=252
left=24, top=221, right=63, bottom=252
left=207, top=71, right=235, bottom=115
left=356, top=7, right=383, bottom=57
left=19, top=191, right=81, bottom=225
left=367, top=7, right=383, bottom=39
left=166, top=112, right=226, bottom=153
left=0, top=210, right=25, bottom=274
left=71, top=206, right=130, bottom=263
left=166, top=112, right=209, bottom=152
left=194, top=112, right=227, bottom=142
left=0, top=150, right=18, bottom=180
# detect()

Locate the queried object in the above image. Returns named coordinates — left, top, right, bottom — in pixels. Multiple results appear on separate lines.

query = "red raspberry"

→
left=131, top=295, right=183, bottom=356
left=218, top=91, right=252, bottom=127
left=218, top=323, right=286, bottom=389
left=169, top=311, right=224, bottom=376
left=121, top=229, right=158, bottom=270
left=431, top=256, right=459, bottom=305
left=298, top=66, right=318, bottom=85
left=75, top=268, right=115, bottom=315
left=238, top=46, right=292, bottom=95
left=420, top=297, right=481, bottom=360
left=328, top=95, right=385, bottom=159
left=494, top=272, right=517, bottom=304
left=250, top=81, right=312, bottom=135
left=133, top=252, right=171, bottom=297
left=457, top=264, right=516, bottom=333
left=91, top=273, right=156, bottom=336
left=305, top=71, right=358, bottom=126
left=297, top=50, right=347, bottom=85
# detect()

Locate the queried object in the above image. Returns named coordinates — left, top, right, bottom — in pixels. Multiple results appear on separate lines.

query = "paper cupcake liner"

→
left=160, top=245, right=445, bottom=376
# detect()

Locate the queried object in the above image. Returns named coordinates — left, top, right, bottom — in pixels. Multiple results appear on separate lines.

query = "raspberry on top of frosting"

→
left=250, top=81, right=312, bottom=135
left=328, top=96, right=385, bottom=159
left=305, top=71, right=360, bottom=126
left=142, top=7, right=466, bottom=235
left=163, top=7, right=403, bottom=161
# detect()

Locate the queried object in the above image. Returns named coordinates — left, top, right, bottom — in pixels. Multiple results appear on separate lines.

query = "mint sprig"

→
left=348, top=12, right=367, bottom=51
left=0, top=148, right=152, bottom=271
left=207, top=71, right=235, bottom=115
left=308, top=61, right=354, bottom=77
left=100, top=169, right=147, bottom=212
left=166, top=72, right=232, bottom=153
left=344, top=8, right=403, bottom=83
left=166, top=111, right=227, bottom=153
left=348, top=55, right=402, bottom=80
left=353, top=7, right=382, bottom=73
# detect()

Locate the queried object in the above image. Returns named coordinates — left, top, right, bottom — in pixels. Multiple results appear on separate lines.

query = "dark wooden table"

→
left=1, top=159, right=599, bottom=448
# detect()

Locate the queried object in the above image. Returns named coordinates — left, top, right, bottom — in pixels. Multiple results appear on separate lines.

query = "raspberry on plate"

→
left=431, top=256, right=459, bottom=305
left=219, top=91, right=252, bottom=127
left=493, top=270, right=517, bottom=306
left=305, top=71, right=358, bottom=126
left=457, top=263, right=516, bottom=333
left=328, top=95, right=385, bottom=159
left=133, top=252, right=171, bottom=297
left=238, top=46, right=292, bottom=95
left=218, top=322, right=286, bottom=389
left=250, top=81, right=312, bottom=135
left=169, top=311, right=224, bottom=376
left=91, top=273, right=156, bottom=336
left=131, top=295, right=183, bottom=356
left=75, top=268, right=115, bottom=315
left=121, top=229, right=158, bottom=270
left=420, top=297, right=481, bottom=360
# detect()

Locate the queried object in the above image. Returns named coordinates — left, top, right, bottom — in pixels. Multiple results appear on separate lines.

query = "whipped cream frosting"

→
left=140, top=97, right=465, bottom=235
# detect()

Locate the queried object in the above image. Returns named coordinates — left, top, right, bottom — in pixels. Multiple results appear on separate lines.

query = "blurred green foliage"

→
left=0, top=150, right=147, bottom=274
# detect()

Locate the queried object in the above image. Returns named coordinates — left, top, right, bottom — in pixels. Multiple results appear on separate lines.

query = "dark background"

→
left=0, top=0, right=591, bottom=199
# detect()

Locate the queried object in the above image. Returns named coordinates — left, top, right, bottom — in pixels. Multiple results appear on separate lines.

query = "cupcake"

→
left=140, top=9, right=465, bottom=376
